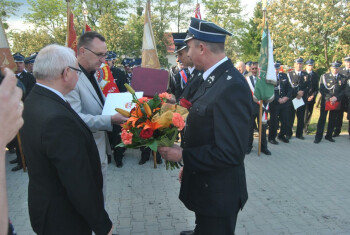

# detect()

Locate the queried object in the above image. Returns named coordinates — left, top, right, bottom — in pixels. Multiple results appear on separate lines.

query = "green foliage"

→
left=0, top=0, right=22, bottom=20
left=239, top=2, right=263, bottom=62
left=268, top=0, right=350, bottom=69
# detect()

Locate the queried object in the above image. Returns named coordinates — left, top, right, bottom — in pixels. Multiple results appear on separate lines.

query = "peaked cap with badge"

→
left=184, top=17, right=232, bottom=43
left=172, top=32, right=188, bottom=53
left=13, top=52, right=25, bottom=62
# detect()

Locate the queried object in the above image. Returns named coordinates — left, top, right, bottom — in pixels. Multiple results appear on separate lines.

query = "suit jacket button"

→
left=204, top=184, right=208, bottom=187
left=192, top=171, right=196, bottom=175
left=196, top=108, right=199, bottom=111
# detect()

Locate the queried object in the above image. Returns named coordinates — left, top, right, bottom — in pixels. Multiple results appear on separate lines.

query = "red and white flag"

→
left=67, top=11, right=77, bottom=54
left=194, top=3, right=201, bottom=19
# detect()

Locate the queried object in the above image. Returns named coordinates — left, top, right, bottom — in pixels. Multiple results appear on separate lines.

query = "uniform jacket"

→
left=65, top=67, right=112, bottom=167
left=306, top=70, right=319, bottom=99
left=287, top=70, right=310, bottom=100
left=319, top=72, right=347, bottom=101
left=179, top=68, right=203, bottom=102
left=111, top=66, right=128, bottom=92
left=16, top=71, right=36, bottom=99
left=339, top=67, right=350, bottom=79
left=273, top=72, right=292, bottom=101
left=180, top=59, right=253, bottom=217
left=21, top=85, right=112, bottom=235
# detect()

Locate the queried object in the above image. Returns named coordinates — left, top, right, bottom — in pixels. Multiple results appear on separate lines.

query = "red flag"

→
left=194, top=3, right=201, bottom=19
left=85, top=24, right=91, bottom=32
left=67, top=11, right=77, bottom=54
left=96, top=64, right=120, bottom=96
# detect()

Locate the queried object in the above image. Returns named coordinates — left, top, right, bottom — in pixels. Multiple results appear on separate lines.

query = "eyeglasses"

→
left=68, top=66, right=82, bottom=75
left=84, top=47, right=108, bottom=58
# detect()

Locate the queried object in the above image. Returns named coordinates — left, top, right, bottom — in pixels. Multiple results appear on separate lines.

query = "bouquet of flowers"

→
left=116, top=84, right=188, bottom=170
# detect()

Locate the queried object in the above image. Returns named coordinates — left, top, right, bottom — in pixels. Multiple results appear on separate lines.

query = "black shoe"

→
left=180, top=231, right=195, bottom=235
left=139, top=157, right=150, bottom=165
left=116, top=161, right=123, bottom=168
left=296, top=136, right=305, bottom=140
left=156, top=158, right=163, bottom=164
left=268, top=139, right=279, bottom=145
left=325, top=136, right=335, bottom=142
left=332, top=133, right=340, bottom=137
left=11, top=165, right=22, bottom=172
left=9, top=159, right=18, bottom=164
left=278, top=136, right=289, bottom=143
left=261, top=149, right=271, bottom=155
left=245, top=148, right=252, bottom=155
left=107, top=154, right=112, bottom=164
left=286, top=135, right=292, bottom=140
left=314, top=138, right=321, bottom=144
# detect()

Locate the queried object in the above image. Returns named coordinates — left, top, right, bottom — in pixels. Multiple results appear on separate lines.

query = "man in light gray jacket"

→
left=65, top=32, right=127, bottom=197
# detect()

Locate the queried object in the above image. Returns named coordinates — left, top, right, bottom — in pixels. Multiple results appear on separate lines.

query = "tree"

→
left=239, top=2, right=263, bottom=62
left=9, top=30, right=56, bottom=56
left=268, top=0, right=350, bottom=68
left=202, top=0, right=246, bottom=61
left=173, top=0, right=193, bottom=32
left=0, top=0, right=23, bottom=29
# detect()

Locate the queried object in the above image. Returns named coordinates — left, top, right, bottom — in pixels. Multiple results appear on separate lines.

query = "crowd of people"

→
left=2, top=15, right=350, bottom=235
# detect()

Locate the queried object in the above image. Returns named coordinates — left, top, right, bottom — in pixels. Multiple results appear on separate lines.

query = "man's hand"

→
left=0, top=68, right=24, bottom=148
left=178, top=167, right=184, bottom=183
left=330, top=96, right=337, bottom=104
left=158, top=145, right=183, bottom=162
left=107, top=225, right=114, bottom=235
left=297, top=90, right=304, bottom=99
left=111, top=113, right=128, bottom=125
left=308, top=95, right=314, bottom=102
left=278, top=97, right=289, bottom=104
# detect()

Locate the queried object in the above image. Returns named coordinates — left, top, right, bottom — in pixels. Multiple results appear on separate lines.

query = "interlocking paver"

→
left=5, top=134, right=350, bottom=234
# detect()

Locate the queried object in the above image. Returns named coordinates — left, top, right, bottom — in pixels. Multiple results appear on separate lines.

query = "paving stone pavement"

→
left=5, top=134, right=350, bottom=235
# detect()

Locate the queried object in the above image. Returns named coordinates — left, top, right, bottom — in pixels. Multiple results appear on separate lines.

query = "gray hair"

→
left=33, top=44, right=77, bottom=81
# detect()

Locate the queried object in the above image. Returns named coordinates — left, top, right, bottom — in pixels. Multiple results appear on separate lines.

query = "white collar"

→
left=36, top=83, right=67, bottom=102
left=295, top=70, right=301, bottom=74
left=188, top=66, right=195, bottom=74
left=203, top=57, right=228, bottom=81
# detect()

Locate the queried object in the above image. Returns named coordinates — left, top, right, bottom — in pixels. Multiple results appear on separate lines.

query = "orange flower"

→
left=127, top=116, right=139, bottom=127
left=121, top=130, right=133, bottom=145
left=138, top=97, right=149, bottom=104
left=172, top=112, right=185, bottom=131
left=144, top=119, right=162, bottom=130
left=159, top=92, right=172, bottom=100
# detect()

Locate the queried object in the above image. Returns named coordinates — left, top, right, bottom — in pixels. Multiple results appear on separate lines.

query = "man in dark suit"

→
left=314, top=61, right=347, bottom=143
left=21, top=44, right=113, bottom=235
left=245, top=62, right=271, bottom=155
left=303, top=59, right=319, bottom=134
left=159, top=17, right=252, bottom=235
left=286, top=57, right=310, bottom=140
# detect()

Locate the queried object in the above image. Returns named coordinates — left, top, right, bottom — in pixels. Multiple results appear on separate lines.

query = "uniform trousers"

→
left=315, top=100, right=338, bottom=140
left=247, top=111, right=267, bottom=151
left=194, top=212, right=238, bottom=235
left=304, top=100, right=315, bottom=132
left=287, top=99, right=306, bottom=137
left=269, top=101, right=289, bottom=140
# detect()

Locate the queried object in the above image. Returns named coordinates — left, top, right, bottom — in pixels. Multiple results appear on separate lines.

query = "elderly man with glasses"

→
left=65, top=32, right=128, bottom=199
left=20, top=44, right=113, bottom=235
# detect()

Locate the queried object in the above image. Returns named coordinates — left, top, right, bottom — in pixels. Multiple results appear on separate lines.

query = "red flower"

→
left=180, top=98, right=192, bottom=109
left=140, top=128, right=154, bottom=139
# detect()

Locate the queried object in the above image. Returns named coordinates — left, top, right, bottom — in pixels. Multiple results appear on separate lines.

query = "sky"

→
left=7, top=0, right=260, bottom=32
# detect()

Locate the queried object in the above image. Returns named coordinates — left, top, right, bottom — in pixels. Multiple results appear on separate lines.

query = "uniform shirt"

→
left=287, top=70, right=310, bottom=99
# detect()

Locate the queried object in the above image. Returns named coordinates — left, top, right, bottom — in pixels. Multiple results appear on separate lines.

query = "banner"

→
left=67, top=11, right=77, bottom=54
left=194, top=3, right=202, bottom=19
left=96, top=63, right=120, bottom=96
left=0, top=19, right=16, bottom=70
left=141, top=0, right=160, bottom=69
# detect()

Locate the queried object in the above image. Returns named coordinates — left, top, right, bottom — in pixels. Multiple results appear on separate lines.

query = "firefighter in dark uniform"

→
left=286, top=57, right=310, bottom=140
left=107, top=51, right=128, bottom=92
left=11, top=53, right=36, bottom=171
left=346, top=74, right=350, bottom=139
left=172, top=32, right=203, bottom=103
left=314, top=61, right=347, bottom=143
left=303, top=59, right=319, bottom=134
left=268, top=62, right=292, bottom=144
left=159, top=17, right=252, bottom=235
left=333, top=55, right=350, bottom=137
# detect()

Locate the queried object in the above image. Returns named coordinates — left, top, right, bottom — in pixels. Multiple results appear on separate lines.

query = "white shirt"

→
left=203, top=56, right=228, bottom=81
left=188, top=66, right=195, bottom=75
left=36, top=83, right=67, bottom=102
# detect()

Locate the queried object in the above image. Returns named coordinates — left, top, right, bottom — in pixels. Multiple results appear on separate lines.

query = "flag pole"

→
left=258, top=0, right=267, bottom=156
left=66, top=0, right=70, bottom=42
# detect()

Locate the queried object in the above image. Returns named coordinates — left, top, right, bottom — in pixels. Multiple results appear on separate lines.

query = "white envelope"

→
left=292, top=97, right=305, bottom=110
left=102, top=92, right=144, bottom=115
